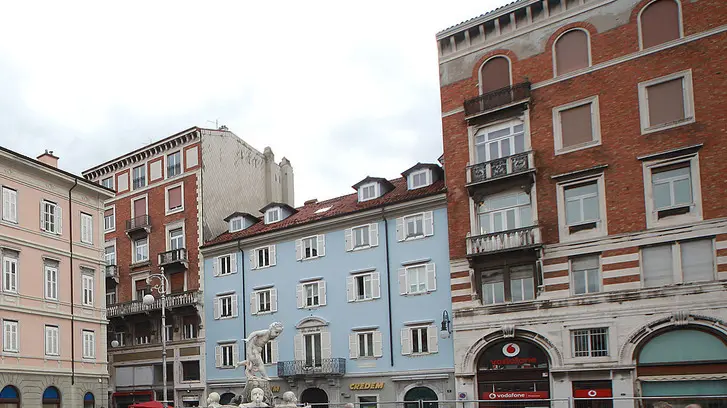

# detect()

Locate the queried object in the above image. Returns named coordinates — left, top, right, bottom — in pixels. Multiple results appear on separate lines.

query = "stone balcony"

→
left=467, top=225, right=542, bottom=256
left=277, top=358, right=346, bottom=378
left=463, top=82, right=531, bottom=119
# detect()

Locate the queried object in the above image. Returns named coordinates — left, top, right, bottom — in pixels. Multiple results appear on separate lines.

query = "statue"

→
left=240, top=387, right=268, bottom=408
left=207, top=392, right=222, bottom=408
left=276, top=392, right=298, bottom=408
left=236, top=322, right=284, bottom=380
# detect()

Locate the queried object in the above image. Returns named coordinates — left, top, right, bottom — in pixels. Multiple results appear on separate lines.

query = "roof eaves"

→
left=435, top=0, right=535, bottom=39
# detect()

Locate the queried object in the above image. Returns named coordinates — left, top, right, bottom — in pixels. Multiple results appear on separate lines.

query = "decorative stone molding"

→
left=502, top=324, right=515, bottom=338
left=671, top=310, right=690, bottom=325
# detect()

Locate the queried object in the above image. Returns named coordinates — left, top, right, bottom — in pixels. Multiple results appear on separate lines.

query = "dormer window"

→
left=359, top=183, right=379, bottom=202
left=229, top=217, right=244, bottom=233
left=409, top=169, right=432, bottom=189
left=265, top=208, right=281, bottom=224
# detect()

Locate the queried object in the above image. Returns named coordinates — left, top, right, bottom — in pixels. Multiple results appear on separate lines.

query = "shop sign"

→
left=271, top=386, right=281, bottom=393
left=482, top=391, right=549, bottom=400
left=350, top=383, right=385, bottom=390
left=574, top=389, right=612, bottom=398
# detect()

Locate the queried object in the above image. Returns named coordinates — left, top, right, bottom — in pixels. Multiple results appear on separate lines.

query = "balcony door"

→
left=304, top=333, right=322, bottom=367
left=478, top=191, right=532, bottom=235
left=133, top=197, right=147, bottom=218
left=474, top=121, right=526, bottom=164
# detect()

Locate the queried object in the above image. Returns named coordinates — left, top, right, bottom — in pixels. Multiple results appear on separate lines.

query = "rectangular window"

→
left=80, top=212, right=93, bottom=244
left=642, top=244, right=674, bottom=287
left=652, top=164, right=692, bottom=215
left=167, top=152, right=182, bottom=178
left=45, top=325, right=59, bottom=356
left=478, top=191, right=532, bottom=234
left=167, top=186, right=183, bottom=213
left=41, top=200, right=61, bottom=234
left=304, top=333, right=322, bottom=367
left=181, top=361, right=200, bottom=381
left=2, top=256, right=18, bottom=293
left=256, top=247, right=271, bottom=268
left=169, top=228, right=184, bottom=250
left=3, top=320, right=18, bottom=352
left=229, top=217, right=243, bottom=232
left=183, top=315, right=198, bottom=339
left=219, top=295, right=234, bottom=318
left=352, top=225, right=370, bottom=248
left=164, top=325, right=173, bottom=342
left=302, top=237, right=319, bottom=259
left=643, top=240, right=714, bottom=287
left=404, top=214, right=424, bottom=238
left=82, top=330, right=96, bottom=359
left=104, top=208, right=115, bottom=232
left=112, top=332, right=126, bottom=347
left=358, top=332, right=374, bottom=358
left=132, top=165, right=146, bottom=190
left=359, top=183, right=378, bottom=201
left=639, top=70, right=694, bottom=133
left=218, top=255, right=232, bottom=276
left=134, top=238, right=149, bottom=263
left=220, top=344, right=235, bottom=368
left=482, top=275, right=505, bottom=305
left=474, top=121, right=525, bottom=163
left=265, top=208, right=280, bottom=224
left=410, top=170, right=431, bottom=189
left=2, top=187, right=17, bottom=223
left=105, top=245, right=116, bottom=266
left=564, top=182, right=600, bottom=229
left=406, top=266, right=427, bottom=294
left=82, top=274, right=94, bottom=306
left=304, top=282, right=320, bottom=307
left=135, top=322, right=151, bottom=345
left=572, top=328, right=609, bottom=357
left=106, top=288, right=117, bottom=306
left=257, top=289, right=272, bottom=313
left=101, top=177, right=113, bottom=189
left=411, top=327, right=429, bottom=354
left=358, top=396, right=378, bottom=408
left=554, top=97, right=600, bottom=153
left=261, top=341, right=273, bottom=364
left=572, top=256, right=600, bottom=295
left=355, top=274, right=373, bottom=300
left=510, top=266, right=535, bottom=302
left=135, top=279, right=149, bottom=301
left=45, top=265, right=58, bottom=300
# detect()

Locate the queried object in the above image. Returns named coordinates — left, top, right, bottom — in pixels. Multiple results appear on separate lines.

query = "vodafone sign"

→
left=502, top=343, right=520, bottom=357
left=573, top=389, right=612, bottom=398
left=483, top=391, right=549, bottom=400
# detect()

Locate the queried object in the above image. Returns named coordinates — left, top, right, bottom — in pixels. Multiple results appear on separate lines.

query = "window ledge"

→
left=166, top=208, right=184, bottom=216
left=104, top=228, right=116, bottom=234
left=642, top=117, right=695, bottom=135
left=253, top=311, right=276, bottom=316
left=555, top=140, right=601, bottom=156
left=403, top=291, right=434, bottom=297
left=130, top=261, right=151, bottom=268
left=407, top=352, right=437, bottom=357
left=402, top=235, right=426, bottom=243
left=300, top=256, right=321, bottom=262
left=351, top=298, right=376, bottom=303
left=254, top=265, right=274, bottom=270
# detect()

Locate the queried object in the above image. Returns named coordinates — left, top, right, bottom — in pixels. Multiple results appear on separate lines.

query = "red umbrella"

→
left=129, top=402, right=168, bottom=408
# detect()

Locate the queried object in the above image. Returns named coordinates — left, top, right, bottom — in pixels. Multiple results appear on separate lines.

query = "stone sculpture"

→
left=276, top=392, right=298, bottom=408
left=240, top=387, right=269, bottom=408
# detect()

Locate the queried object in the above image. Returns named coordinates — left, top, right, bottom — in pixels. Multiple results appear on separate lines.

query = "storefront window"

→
left=477, top=340, right=550, bottom=405
left=42, top=387, right=60, bottom=408
left=0, top=385, right=20, bottom=408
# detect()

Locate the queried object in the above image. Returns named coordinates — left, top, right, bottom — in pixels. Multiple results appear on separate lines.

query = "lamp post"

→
left=440, top=310, right=452, bottom=339
left=143, top=269, right=169, bottom=408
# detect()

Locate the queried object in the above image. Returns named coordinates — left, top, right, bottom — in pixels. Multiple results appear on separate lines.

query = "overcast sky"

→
left=0, top=0, right=509, bottom=205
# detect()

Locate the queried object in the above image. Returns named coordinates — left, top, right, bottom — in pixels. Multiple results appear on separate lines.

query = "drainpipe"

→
left=383, top=212, right=394, bottom=367
left=237, top=240, right=246, bottom=359
left=69, top=179, right=79, bottom=385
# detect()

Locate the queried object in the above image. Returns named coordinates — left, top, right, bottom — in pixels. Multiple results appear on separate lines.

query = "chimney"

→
left=304, top=198, right=318, bottom=206
left=37, top=150, right=59, bottom=168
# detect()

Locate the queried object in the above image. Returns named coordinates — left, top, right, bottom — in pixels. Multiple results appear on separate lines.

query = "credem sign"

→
left=349, top=383, right=385, bottom=390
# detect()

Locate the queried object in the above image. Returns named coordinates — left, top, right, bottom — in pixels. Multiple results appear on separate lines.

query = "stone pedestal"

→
left=242, top=378, right=274, bottom=406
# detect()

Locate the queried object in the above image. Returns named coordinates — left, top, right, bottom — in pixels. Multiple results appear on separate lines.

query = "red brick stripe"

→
left=543, top=270, right=568, bottom=279
left=716, top=233, right=727, bottom=241
left=451, top=283, right=471, bottom=291
left=717, top=248, right=727, bottom=257
left=545, top=283, right=569, bottom=291
left=602, top=260, right=640, bottom=271
left=602, top=247, right=639, bottom=257
left=718, top=264, right=727, bottom=272
left=451, top=271, right=470, bottom=279
left=603, top=275, right=640, bottom=285
left=452, top=295, right=472, bottom=303
left=543, top=257, right=568, bottom=266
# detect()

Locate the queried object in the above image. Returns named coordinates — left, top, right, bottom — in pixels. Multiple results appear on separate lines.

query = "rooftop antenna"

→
left=206, top=119, right=219, bottom=129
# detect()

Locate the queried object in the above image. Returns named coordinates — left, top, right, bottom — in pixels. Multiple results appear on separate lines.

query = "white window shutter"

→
left=423, top=211, right=433, bottom=237
left=374, top=331, right=383, bottom=357
left=213, top=258, right=219, bottom=277
left=396, top=217, right=404, bottom=241
left=346, top=276, right=355, bottom=302
left=349, top=333, right=358, bottom=359
left=250, top=293, right=258, bottom=315
left=321, top=331, right=332, bottom=359
left=428, top=325, right=439, bottom=353
left=271, top=340, right=279, bottom=364
left=57, top=206, right=62, bottom=234
left=401, top=328, right=412, bottom=355
left=372, top=272, right=381, bottom=299
left=294, top=334, right=304, bottom=360
left=250, top=251, right=257, bottom=270
left=214, top=298, right=221, bottom=320
left=230, top=255, right=238, bottom=274
left=426, top=263, right=437, bottom=292
left=215, top=345, right=222, bottom=367
left=319, top=280, right=327, bottom=306
left=270, top=245, right=277, bottom=266
left=398, top=268, right=408, bottom=295
left=345, top=228, right=353, bottom=252
left=231, top=294, right=239, bottom=317
left=270, top=288, right=278, bottom=312
left=296, top=284, right=304, bottom=309
left=295, top=239, right=303, bottom=261
left=318, top=235, right=326, bottom=257
left=232, top=342, right=240, bottom=363
left=39, top=201, right=44, bottom=231
left=369, top=223, right=379, bottom=247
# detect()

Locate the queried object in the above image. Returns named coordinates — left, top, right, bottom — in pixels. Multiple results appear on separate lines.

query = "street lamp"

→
left=144, top=269, right=169, bottom=408
left=440, top=310, right=452, bottom=339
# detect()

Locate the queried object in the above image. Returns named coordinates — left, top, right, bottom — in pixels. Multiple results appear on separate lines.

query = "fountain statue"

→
left=276, top=392, right=298, bottom=408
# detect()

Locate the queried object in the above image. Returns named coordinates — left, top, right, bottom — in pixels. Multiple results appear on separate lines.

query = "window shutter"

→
left=398, top=268, right=408, bottom=295
left=250, top=251, right=258, bottom=270
left=373, top=331, right=383, bottom=357
left=214, top=298, right=221, bottom=319
left=423, top=211, right=434, bottom=237
left=401, top=328, right=412, bottom=355
left=317, top=235, right=326, bottom=257
left=349, top=333, right=358, bottom=359
left=369, top=223, right=379, bottom=247
left=295, top=239, right=303, bottom=261
left=319, top=280, right=327, bottom=306
left=57, top=206, right=62, bottom=234
left=296, top=284, right=304, bottom=309
left=213, top=258, right=219, bottom=277
left=321, top=331, right=332, bottom=359
left=426, top=263, right=437, bottom=292
left=39, top=201, right=45, bottom=231
left=428, top=325, right=439, bottom=353
left=270, top=288, right=278, bottom=312
left=250, top=293, right=259, bottom=315
left=271, top=340, right=279, bottom=364
left=294, top=334, right=304, bottom=360
left=396, top=217, right=404, bottom=241
left=269, top=245, right=277, bottom=266
left=347, top=276, right=355, bottom=302
left=231, top=294, right=239, bottom=317
left=345, top=228, right=353, bottom=252
left=214, top=345, right=222, bottom=367
left=232, top=342, right=240, bottom=364
left=371, top=272, right=381, bottom=299
left=230, top=255, right=238, bottom=274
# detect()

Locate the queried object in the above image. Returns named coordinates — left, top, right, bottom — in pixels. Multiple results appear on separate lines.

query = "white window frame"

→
left=218, top=343, right=237, bottom=368
left=570, top=256, right=602, bottom=296
left=101, top=177, right=114, bottom=190
left=132, top=164, right=146, bottom=190
left=404, top=213, right=424, bottom=239
left=41, top=200, right=61, bottom=235
left=252, top=288, right=276, bottom=314
left=476, top=191, right=532, bottom=235
left=552, top=95, right=601, bottom=155
left=410, top=326, right=430, bottom=354
left=166, top=151, right=182, bottom=178
left=357, top=395, right=379, bottom=408
left=216, top=254, right=233, bottom=276
left=82, top=273, right=94, bottom=307
left=641, top=239, right=716, bottom=287
left=252, top=246, right=275, bottom=269
left=352, top=225, right=370, bottom=249
left=301, top=235, right=321, bottom=260
left=471, top=119, right=527, bottom=164
left=80, top=212, right=93, bottom=244
left=399, top=263, right=436, bottom=296
left=2, top=186, right=17, bottom=223
left=357, top=331, right=375, bottom=358
left=349, top=272, right=381, bottom=302
left=261, top=340, right=278, bottom=365
left=638, top=69, right=694, bottom=134
left=229, top=217, right=244, bottom=232
left=556, top=174, right=608, bottom=242
left=105, top=243, right=116, bottom=266
left=82, top=330, right=96, bottom=359
left=130, top=195, right=148, bottom=219
left=104, top=206, right=115, bottom=232
left=165, top=182, right=185, bottom=215
left=3, top=320, right=18, bottom=352
left=168, top=227, right=185, bottom=251
left=45, top=325, right=59, bottom=356
left=2, top=255, right=18, bottom=293
left=406, top=265, right=428, bottom=295
left=409, top=169, right=432, bottom=189
left=304, top=281, right=321, bottom=307
left=106, top=287, right=117, bottom=306
left=637, top=0, right=684, bottom=51
left=358, top=182, right=379, bottom=202
left=552, top=28, right=593, bottom=77
left=45, top=264, right=59, bottom=300
left=642, top=153, right=702, bottom=228
left=482, top=275, right=505, bottom=305
left=218, top=294, right=235, bottom=319
left=133, top=237, right=149, bottom=263
left=571, top=327, right=609, bottom=357
left=265, top=207, right=281, bottom=224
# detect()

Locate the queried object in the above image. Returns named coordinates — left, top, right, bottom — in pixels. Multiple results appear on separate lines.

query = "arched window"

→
left=0, top=385, right=21, bottom=408
left=83, top=392, right=95, bottom=408
left=554, top=29, right=590, bottom=76
left=640, top=0, right=681, bottom=49
left=42, top=386, right=61, bottom=408
left=220, top=392, right=236, bottom=405
left=404, top=386, right=438, bottom=408
left=479, top=56, right=511, bottom=94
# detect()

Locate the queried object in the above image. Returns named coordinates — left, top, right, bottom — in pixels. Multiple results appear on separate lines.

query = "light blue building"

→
left=200, top=163, right=454, bottom=406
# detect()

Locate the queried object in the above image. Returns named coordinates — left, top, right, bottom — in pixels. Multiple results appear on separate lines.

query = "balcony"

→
left=467, top=225, right=541, bottom=257
left=463, top=82, right=531, bottom=119
left=277, top=358, right=346, bottom=378
left=466, top=151, right=536, bottom=199
left=107, top=290, right=200, bottom=318
left=158, top=248, right=188, bottom=268
left=125, top=215, right=151, bottom=235
left=105, top=265, right=118, bottom=279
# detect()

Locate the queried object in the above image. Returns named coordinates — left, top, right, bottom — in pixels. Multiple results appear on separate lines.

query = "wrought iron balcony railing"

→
left=158, top=248, right=188, bottom=267
left=106, top=290, right=200, bottom=318
left=467, top=225, right=541, bottom=256
left=463, top=82, right=531, bottom=117
left=105, top=264, right=118, bottom=278
left=466, top=151, right=535, bottom=186
left=277, top=358, right=346, bottom=378
left=125, top=215, right=151, bottom=232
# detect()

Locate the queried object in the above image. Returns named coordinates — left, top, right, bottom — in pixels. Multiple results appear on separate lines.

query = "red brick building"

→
left=437, top=0, right=727, bottom=403
left=82, top=126, right=294, bottom=407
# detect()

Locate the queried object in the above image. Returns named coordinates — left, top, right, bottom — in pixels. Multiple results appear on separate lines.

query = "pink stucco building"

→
left=0, top=147, right=114, bottom=408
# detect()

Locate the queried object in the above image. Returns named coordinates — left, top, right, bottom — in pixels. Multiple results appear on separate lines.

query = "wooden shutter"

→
left=317, top=235, right=326, bottom=257
left=349, top=333, right=358, bottom=359
left=231, top=294, right=239, bottom=317
left=321, top=331, right=332, bottom=359
left=398, top=268, right=408, bottom=295
left=369, top=223, right=379, bottom=247
left=271, top=340, right=279, bottom=364
left=344, top=228, right=353, bottom=252
left=426, top=263, right=437, bottom=292
left=347, top=276, right=356, bottom=302
left=250, top=292, right=259, bottom=315
left=213, top=257, right=219, bottom=277
left=423, top=211, right=434, bottom=237
left=295, top=239, right=303, bottom=261
left=428, top=325, right=439, bottom=353
left=401, top=328, right=412, bottom=355
left=319, top=280, right=327, bottom=306
left=373, top=331, right=383, bottom=357
left=296, top=284, right=304, bottom=309
left=269, top=245, right=276, bottom=266
left=232, top=342, right=240, bottom=364
left=215, top=345, right=222, bottom=368
left=230, top=254, right=238, bottom=274
left=294, top=334, right=304, bottom=360
left=250, top=250, right=258, bottom=270
left=214, top=298, right=221, bottom=320
left=371, top=272, right=381, bottom=299
left=396, top=217, right=404, bottom=241
left=56, top=205, right=62, bottom=234
left=39, top=201, right=44, bottom=231
left=270, top=288, right=278, bottom=312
